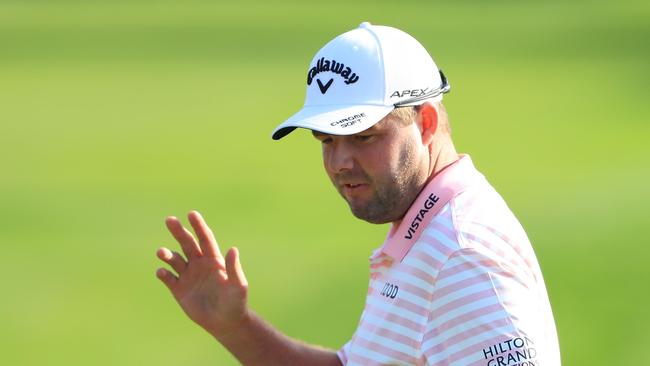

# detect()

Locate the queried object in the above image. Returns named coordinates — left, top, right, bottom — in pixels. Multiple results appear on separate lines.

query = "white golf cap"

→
left=272, top=22, right=450, bottom=140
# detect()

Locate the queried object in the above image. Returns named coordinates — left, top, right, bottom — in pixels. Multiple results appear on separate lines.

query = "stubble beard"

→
left=339, top=143, right=426, bottom=225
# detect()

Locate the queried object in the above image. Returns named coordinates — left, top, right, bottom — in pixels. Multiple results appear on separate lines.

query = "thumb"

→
left=226, top=247, right=248, bottom=287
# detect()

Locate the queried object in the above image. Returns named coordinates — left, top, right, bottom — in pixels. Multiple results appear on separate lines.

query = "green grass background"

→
left=1, top=0, right=649, bottom=365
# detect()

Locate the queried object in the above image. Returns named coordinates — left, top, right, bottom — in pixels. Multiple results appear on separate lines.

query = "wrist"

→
left=211, top=308, right=254, bottom=344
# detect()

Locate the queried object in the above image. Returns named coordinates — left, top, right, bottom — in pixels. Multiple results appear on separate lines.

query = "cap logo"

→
left=307, top=57, right=360, bottom=94
left=317, top=78, right=334, bottom=94
left=390, top=88, right=430, bottom=99
left=330, top=112, right=366, bottom=128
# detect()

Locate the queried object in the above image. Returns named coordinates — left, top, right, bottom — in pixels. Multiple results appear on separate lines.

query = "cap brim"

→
left=272, top=104, right=394, bottom=140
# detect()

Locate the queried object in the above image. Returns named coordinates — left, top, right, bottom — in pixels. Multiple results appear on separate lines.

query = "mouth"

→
left=344, top=183, right=364, bottom=189
left=340, top=183, right=370, bottom=197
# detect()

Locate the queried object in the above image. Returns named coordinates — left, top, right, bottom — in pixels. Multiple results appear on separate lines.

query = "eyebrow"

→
left=311, top=125, right=381, bottom=139
left=311, top=130, right=329, bottom=138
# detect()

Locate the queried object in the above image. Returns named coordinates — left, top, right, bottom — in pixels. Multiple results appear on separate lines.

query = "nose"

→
left=325, top=140, right=354, bottom=174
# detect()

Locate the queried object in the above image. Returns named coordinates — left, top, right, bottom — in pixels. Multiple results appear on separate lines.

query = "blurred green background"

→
left=1, top=0, right=648, bottom=365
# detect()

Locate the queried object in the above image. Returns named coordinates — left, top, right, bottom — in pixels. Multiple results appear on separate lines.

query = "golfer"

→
left=156, top=22, right=561, bottom=366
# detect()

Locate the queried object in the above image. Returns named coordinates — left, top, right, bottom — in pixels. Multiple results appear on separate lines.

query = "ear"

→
left=416, top=103, right=438, bottom=145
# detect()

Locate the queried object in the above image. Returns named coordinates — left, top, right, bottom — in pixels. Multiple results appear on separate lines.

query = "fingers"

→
left=188, top=210, right=223, bottom=259
left=156, top=267, right=178, bottom=291
left=157, top=247, right=187, bottom=274
left=225, top=247, right=248, bottom=287
left=166, top=216, right=202, bottom=259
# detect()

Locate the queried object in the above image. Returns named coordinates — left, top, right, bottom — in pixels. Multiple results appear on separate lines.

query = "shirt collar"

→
left=373, top=154, right=483, bottom=262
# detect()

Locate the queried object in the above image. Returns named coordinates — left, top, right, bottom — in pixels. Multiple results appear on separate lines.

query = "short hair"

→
left=387, top=102, right=451, bottom=134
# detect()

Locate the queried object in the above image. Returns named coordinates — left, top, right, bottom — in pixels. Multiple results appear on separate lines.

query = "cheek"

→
left=359, top=148, right=399, bottom=183
left=320, top=144, right=328, bottom=167
left=381, top=137, right=421, bottom=182
left=321, top=147, right=336, bottom=179
left=398, top=140, right=418, bottom=166
left=383, top=140, right=413, bottom=167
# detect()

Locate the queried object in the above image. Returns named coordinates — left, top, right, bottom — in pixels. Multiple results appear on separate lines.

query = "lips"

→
left=339, top=181, right=368, bottom=189
left=335, top=173, right=371, bottom=197
left=340, top=182, right=370, bottom=197
left=344, top=183, right=364, bottom=188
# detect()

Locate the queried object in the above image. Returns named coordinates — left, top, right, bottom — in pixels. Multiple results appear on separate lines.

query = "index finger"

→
left=165, top=216, right=202, bottom=259
left=188, top=210, right=222, bottom=259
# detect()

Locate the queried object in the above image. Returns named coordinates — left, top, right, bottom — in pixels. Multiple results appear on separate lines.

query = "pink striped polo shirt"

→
left=337, top=155, right=560, bottom=366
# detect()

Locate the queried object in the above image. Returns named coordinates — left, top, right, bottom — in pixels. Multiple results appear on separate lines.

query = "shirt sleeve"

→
left=421, top=248, right=545, bottom=366
left=336, top=339, right=352, bottom=365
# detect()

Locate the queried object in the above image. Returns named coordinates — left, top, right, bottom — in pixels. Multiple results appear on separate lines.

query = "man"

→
left=155, top=22, right=561, bottom=366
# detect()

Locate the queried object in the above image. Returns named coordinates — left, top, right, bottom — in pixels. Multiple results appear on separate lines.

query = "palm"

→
left=156, top=211, right=248, bottom=337
left=176, top=257, right=245, bottom=328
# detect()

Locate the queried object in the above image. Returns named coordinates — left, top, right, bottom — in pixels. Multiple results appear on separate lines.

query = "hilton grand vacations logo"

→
left=482, top=337, right=539, bottom=366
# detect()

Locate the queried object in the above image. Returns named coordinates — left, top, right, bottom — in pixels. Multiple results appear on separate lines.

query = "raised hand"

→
left=156, top=211, right=249, bottom=339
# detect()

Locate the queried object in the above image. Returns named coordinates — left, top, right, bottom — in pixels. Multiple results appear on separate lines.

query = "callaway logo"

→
left=404, top=193, right=439, bottom=240
left=307, top=57, right=360, bottom=94
left=316, top=78, right=333, bottom=94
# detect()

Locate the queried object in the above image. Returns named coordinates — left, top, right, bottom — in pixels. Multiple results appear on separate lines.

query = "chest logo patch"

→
left=380, top=282, right=399, bottom=299
left=482, top=337, right=538, bottom=366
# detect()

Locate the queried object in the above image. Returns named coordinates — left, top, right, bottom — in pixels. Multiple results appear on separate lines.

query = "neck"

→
left=428, top=138, right=459, bottom=180
left=391, top=137, right=458, bottom=229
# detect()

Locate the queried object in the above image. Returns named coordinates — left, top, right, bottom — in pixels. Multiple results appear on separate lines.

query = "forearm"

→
left=214, top=310, right=342, bottom=366
left=157, top=213, right=341, bottom=366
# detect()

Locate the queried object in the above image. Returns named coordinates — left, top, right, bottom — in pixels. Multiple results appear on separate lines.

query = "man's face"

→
left=313, top=115, right=429, bottom=224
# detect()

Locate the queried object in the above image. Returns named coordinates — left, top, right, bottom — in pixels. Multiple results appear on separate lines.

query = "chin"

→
left=349, top=207, right=395, bottom=225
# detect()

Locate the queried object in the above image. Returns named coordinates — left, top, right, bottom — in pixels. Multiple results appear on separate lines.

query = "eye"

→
left=313, top=132, right=333, bottom=144
left=355, top=134, right=374, bottom=142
